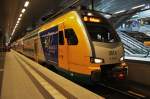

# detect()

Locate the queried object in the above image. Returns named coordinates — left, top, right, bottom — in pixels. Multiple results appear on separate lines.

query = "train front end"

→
left=81, top=11, right=128, bottom=82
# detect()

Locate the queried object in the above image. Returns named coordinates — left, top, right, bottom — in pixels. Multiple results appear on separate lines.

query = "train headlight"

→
left=120, top=56, right=124, bottom=61
left=90, top=57, right=103, bottom=64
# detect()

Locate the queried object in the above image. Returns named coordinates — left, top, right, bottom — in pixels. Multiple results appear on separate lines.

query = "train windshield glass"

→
left=85, top=22, right=120, bottom=43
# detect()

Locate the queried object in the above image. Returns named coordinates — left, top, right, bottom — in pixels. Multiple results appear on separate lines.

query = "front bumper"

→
left=90, top=64, right=128, bottom=82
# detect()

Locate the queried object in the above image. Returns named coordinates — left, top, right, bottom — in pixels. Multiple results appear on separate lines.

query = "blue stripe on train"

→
left=39, top=26, right=58, bottom=65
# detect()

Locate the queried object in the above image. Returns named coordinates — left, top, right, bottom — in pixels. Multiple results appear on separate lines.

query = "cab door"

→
left=58, top=23, right=68, bottom=70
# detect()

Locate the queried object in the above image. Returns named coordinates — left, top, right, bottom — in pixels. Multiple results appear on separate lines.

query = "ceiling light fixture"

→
left=11, top=33, right=13, bottom=36
left=18, top=18, right=21, bottom=21
left=21, top=8, right=26, bottom=13
left=114, top=10, right=126, bottom=14
left=17, top=20, right=20, bottom=24
left=131, top=4, right=145, bottom=9
left=24, top=1, right=30, bottom=7
left=15, top=24, right=18, bottom=26
left=9, top=0, right=30, bottom=43
left=19, top=14, right=23, bottom=17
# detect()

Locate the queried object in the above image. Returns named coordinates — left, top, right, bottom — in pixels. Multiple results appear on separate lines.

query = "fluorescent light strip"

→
left=19, top=14, right=23, bottom=17
left=131, top=4, right=145, bottom=9
left=17, top=20, right=20, bottom=24
left=21, top=8, right=26, bottom=13
left=24, top=1, right=30, bottom=7
left=10, top=1, right=30, bottom=42
left=18, top=18, right=21, bottom=21
left=114, top=10, right=126, bottom=14
left=11, top=32, right=13, bottom=36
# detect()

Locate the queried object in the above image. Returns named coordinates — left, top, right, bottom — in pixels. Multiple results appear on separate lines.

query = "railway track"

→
left=96, top=83, right=147, bottom=99
left=39, top=61, right=149, bottom=99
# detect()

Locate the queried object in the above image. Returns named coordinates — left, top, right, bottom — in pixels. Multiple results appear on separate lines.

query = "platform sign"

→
left=40, top=26, right=58, bottom=65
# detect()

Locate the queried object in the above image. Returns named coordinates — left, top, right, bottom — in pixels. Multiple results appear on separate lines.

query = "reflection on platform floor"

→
left=0, top=51, right=102, bottom=99
left=1, top=52, right=45, bottom=99
left=0, top=50, right=150, bottom=99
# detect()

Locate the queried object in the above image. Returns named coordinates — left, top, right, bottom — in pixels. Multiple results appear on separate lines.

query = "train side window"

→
left=65, top=28, right=78, bottom=45
left=59, top=31, right=64, bottom=45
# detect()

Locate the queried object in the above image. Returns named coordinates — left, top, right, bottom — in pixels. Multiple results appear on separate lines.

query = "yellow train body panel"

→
left=144, top=41, right=150, bottom=47
left=39, top=11, right=99, bottom=75
left=13, top=10, right=126, bottom=81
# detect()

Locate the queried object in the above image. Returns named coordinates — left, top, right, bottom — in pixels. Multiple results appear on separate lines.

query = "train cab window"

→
left=59, top=31, right=64, bottom=45
left=85, top=22, right=120, bottom=43
left=65, top=28, right=78, bottom=45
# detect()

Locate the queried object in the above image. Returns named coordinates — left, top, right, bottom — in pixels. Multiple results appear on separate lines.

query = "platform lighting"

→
left=17, top=20, right=20, bottom=23
left=21, top=8, right=26, bottom=13
left=114, top=10, right=125, bottom=14
left=14, top=27, right=16, bottom=30
left=11, top=31, right=15, bottom=36
left=11, top=33, right=13, bottom=36
left=11, top=32, right=14, bottom=35
left=131, top=4, right=145, bottom=10
left=14, top=26, right=17, bottom=29
left=18, top=18, right=21, bottom=21
left=13, top=28, right=16, bottom=32
left=12, top=31, right=15, bottom=36
left=13, top=28, right=16, bottom=31
left=11, top=32, right=13, bottom=35
left=19, top=14, right=23, bottom=17
left=16, top=23, right=18, bottom=26
left=13, top=31, right=15, bottom=34
left=24, top=1, right=30, bottom=7
left=9, top=1, right=30, bottom=42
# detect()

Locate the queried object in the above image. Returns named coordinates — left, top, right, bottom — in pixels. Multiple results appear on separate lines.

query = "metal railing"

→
left=117, top=31, right=150, bottom=57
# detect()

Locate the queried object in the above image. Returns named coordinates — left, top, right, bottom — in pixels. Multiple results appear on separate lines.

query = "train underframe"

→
left=54, top=63, right=128, bottom=85
left=91, top=64, right=128, bottom=82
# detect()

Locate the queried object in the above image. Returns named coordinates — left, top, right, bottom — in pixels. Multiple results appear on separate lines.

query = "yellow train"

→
left=144, top=41, right=150, bottom=47
left=12, top=9, right=127, bottom=82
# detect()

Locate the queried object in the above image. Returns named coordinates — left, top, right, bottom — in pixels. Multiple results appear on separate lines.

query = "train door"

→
left=58, top=23, right=68, bottom=70
left=40, top=26, right=58, bottom=66
left=34, top=38, right=38, bottom=62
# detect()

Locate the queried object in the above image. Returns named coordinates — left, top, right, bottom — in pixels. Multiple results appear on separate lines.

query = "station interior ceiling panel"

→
left=0, top=0, right=149, bottom=41
left=95, top=0, right=149, bottom=13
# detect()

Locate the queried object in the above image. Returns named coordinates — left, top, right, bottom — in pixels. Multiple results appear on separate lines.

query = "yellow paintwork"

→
left=144, top=41, right=150, bottom=47
left=16, top=10, right=101, bottom=76
left=39, top=11, right=100, bottom=75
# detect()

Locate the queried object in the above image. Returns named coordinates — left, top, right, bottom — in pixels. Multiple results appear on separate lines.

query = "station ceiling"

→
left=0, top=0, right=149, bottom=42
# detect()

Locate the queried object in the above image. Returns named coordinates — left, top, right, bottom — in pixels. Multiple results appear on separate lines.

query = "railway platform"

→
left=0, top=50, right=103, bottom=99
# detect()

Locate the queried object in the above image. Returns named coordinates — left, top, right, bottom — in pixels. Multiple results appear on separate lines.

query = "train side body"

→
left=13, top=10, right=127, bottom=82
left=38, top=11, right=97, bottom=75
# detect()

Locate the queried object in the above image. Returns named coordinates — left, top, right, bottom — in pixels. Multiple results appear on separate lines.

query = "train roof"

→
left=21, top=9, right=110, bottom=41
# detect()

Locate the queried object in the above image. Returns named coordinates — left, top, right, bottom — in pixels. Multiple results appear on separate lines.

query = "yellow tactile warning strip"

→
left=12, top=50, right=104, bottom=99
left=14, top=54, right=66, bottom=99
